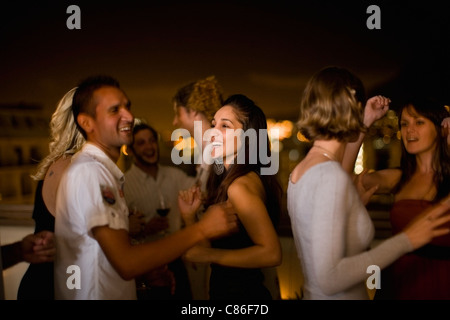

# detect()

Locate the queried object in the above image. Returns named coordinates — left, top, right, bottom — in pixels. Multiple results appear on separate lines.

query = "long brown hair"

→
left=393, top=96, right=450, bottom=202
left=204, top=94, right=282, bottom=226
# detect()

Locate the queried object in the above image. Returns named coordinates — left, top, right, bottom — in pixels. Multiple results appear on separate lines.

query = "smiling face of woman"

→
left=210, top=105, right=244, bottom=166
left=400, top=105, right=438, bottom=156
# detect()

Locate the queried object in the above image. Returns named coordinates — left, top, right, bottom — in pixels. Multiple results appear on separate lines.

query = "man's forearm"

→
left=1, top=241, right=23, bottom=270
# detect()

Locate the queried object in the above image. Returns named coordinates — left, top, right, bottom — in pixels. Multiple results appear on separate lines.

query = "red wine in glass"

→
left=156, top=205, right=170, bottom=237
left=156, top=207, right=170, bottom=217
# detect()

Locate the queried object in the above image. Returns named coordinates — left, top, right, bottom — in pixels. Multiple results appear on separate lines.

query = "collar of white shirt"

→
left=79, top=143, right=125, bottom=183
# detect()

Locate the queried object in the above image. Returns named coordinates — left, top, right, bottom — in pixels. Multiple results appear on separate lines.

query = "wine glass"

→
left=128, top=204, right=149, bottom=292
left=156, top=207, right=170, bottom=217
left=129, top=204, right=146, bottom=245
left=156, top=191, right=171, bottom=236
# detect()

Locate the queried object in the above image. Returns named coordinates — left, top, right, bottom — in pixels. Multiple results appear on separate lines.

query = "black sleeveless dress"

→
left=209, top=221, right=272, bottom=300
left=17, top=180, right=55, bottom=300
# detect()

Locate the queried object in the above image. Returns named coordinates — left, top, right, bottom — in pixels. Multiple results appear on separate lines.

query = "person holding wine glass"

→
left=156, top=190, right=171, bottom=236
left=124, top=120, right=197, bottom=300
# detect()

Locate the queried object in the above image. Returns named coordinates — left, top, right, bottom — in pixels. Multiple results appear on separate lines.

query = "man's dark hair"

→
left=72, top=75, right=121, bottom=138
left=128, top=122, right=159, bottom=151
left=132, top=122, right=158, bottom=140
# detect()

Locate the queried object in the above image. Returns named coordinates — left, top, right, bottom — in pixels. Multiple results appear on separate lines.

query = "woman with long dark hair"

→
left=349, top=96, right=450, bottom=299
left=178, top=94, right=283, bottom=300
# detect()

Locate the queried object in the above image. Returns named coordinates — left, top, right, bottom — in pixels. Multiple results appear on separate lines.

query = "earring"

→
left=213, top=160, right=224, bottom=175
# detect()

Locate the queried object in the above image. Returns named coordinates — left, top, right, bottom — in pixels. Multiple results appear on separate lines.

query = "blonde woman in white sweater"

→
left=287, top=66, right=450, bottom=300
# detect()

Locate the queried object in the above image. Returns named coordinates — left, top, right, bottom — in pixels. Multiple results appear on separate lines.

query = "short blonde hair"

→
left=32, top=87, right=85, bottom=180
left=297, top=66, right=366, bottom=142
left=173, top=75, right=223, bottom=121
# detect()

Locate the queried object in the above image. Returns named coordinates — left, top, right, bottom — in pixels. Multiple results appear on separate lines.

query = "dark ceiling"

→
left=1, top=1, right=449, bottom=131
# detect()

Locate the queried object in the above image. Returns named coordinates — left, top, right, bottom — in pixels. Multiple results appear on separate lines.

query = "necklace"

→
left=312, top=144, right=338, bottom=162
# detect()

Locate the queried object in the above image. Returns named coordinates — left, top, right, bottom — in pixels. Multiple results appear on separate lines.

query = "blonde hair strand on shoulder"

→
left=31, top=87, right=85, bottom=181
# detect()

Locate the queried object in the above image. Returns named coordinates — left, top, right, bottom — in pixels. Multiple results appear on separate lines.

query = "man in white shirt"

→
left=54, top=75, right=237, bottom=300
left=125, top=122, right=196, bottom=240
left=124, top=121, right=196, bottom=299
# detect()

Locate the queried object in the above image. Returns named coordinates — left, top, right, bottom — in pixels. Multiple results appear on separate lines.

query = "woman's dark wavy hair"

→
left=393, top=96, right=450, bottom=202
left=204, top=94, right=283, bottom=226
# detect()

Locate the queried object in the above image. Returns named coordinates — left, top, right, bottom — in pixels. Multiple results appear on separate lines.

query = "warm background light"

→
left=267, top=119, right=294, bottom=141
